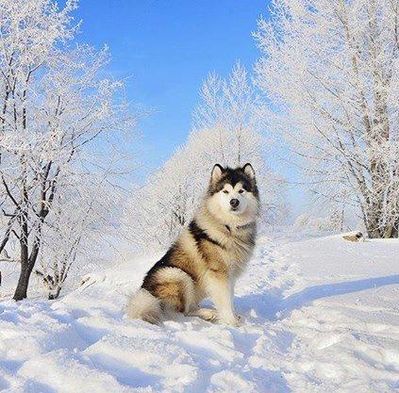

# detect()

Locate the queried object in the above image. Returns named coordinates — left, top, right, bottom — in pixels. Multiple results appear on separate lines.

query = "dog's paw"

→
left=218, top=313, right=242, bottom=327
left=192, top=308, right=218, bottom=322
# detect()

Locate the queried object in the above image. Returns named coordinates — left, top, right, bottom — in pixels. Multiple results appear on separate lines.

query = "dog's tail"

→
left=126, top=288, right=162, bottom=324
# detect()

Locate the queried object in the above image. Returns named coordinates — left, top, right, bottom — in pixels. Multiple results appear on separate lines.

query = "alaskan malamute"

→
left=127, top=163, right=260, bottom=326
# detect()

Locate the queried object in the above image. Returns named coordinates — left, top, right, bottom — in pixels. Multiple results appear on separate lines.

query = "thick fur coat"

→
left=127, top=163, right=260, bottom=325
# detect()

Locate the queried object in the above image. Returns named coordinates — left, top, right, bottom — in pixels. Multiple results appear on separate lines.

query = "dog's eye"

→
left=223, top=190, right=229, bottom=194
left=238, top=189, right=244, bottom=194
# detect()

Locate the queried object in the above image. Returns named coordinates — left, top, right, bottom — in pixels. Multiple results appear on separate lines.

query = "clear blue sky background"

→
left=74, top=1, right=302, bottom=213
left=75, top=1, right=269, bottom=167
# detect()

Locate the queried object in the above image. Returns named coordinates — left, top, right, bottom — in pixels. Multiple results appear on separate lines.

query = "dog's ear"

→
left=211, top=164, right=224, bottom=183
left=243, top=163, right=255, bottom=179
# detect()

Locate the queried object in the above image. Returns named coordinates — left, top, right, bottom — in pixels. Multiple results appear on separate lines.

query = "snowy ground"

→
left=1, top=231, right=399, bottom=392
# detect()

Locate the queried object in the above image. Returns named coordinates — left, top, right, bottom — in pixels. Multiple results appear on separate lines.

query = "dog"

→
left=126, top=163, right=260, bottom=326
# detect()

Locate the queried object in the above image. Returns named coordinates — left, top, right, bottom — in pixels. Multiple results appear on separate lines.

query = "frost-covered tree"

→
left=255, top=0, right=399, bottom=238
left=0, top=0, right=133, bottom=299
left=127, top=64, right=284, bottom=249
left=34, top=172, right=123, bottom=299
left=193, top=62, right=265, bottom=165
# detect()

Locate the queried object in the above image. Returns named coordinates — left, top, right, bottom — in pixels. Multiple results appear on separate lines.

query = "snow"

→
left=1, top=232, right=399, bottom=392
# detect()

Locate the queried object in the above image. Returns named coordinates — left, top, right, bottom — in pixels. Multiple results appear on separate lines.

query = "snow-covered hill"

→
left=1, top=233, right=399, bottom=392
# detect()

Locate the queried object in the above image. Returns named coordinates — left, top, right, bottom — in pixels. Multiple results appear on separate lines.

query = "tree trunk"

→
left=13, top=211, right=29, bottom=299
left=12, top=208, right=41, bottom=300
left=365, top=206, right=381, bottom=238
left=13, top=250, right=42, bottom=300
left=13, top=261, right=34, bottom=300
left=366, top=218, right=399, bottom=239
left=382, top=221, right=399, bottom=239
left=48, top=286, right=62, bottom=300
left=367, top=228, right=381, bottom=239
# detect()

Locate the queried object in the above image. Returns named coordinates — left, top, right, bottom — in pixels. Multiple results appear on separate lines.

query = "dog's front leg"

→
left=205, top=272, right=239, bottom=326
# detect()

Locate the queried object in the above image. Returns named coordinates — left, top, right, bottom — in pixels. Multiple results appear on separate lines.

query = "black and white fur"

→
left=127, top=163, right=260, bottom=325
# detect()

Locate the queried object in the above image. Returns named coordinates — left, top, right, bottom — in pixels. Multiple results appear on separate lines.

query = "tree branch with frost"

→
left=255, top=0, right=399, bottom=237
left=0, top=0, right=136, bottom=299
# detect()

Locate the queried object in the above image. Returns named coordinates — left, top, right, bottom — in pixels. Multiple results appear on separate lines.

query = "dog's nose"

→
left=230, top=198, right=239, bottom=208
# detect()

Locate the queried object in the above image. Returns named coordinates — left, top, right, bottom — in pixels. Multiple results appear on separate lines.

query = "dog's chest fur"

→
left=179, top=211, right=257, bottom=283
left=209, top=224, right=256, bottom=266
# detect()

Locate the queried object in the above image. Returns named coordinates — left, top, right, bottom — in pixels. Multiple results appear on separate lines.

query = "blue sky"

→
left=74, top=1, right=303, bottom=213
left=75, top=1, right=269, bottom=170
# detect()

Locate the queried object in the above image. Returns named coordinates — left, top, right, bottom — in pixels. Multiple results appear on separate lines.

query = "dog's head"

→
left=206, top=163, right=260, bottom=224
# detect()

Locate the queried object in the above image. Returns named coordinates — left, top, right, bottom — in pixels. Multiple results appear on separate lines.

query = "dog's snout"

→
left=230, top=198, right=240, bottom=208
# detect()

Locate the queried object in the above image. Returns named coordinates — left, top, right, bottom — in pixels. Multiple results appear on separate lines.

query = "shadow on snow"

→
left=237, top=274, right=399, bottom=321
